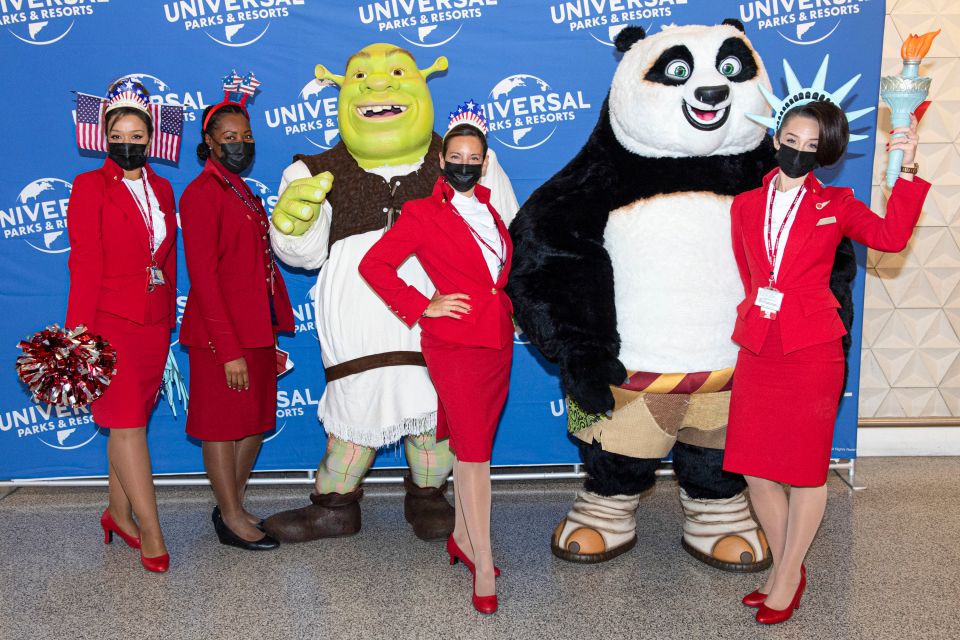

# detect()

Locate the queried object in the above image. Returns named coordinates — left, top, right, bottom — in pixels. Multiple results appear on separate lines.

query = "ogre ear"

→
left=722, top=18, right=746, bottom=32
left=614, top=26, right=646, bottom=53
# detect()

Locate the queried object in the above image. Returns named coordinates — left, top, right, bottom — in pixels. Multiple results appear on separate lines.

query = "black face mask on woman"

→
left=443, top=162, right=483, bottom=193
left=108, top=143, right=148, bottom=171
left=775, top=144, right=819, bottom=179
left=218, top=141, right=255, bottom=174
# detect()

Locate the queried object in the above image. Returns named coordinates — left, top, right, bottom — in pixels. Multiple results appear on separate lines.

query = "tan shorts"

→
left=573, top=387, right=731, bottom=459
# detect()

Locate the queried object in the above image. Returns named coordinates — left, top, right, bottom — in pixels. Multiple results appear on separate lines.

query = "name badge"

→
left=755, top=286, right=783, bottom=319
left=148, top=266, right=166, bottom=288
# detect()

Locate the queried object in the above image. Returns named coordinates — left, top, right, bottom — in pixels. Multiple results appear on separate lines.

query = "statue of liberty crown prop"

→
left=747, top=55, right=875, bottom=143
left=446, top=99, right=488, bottom=136
left=203, top=70, right=261, bottom=131
left=105, top=78, right=150, bottom=115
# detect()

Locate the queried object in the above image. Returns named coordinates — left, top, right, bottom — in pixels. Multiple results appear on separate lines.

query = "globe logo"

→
left=398, top=22, right=463, bottom=48
left=205, top=20, right=270, bottom=47
left=3, top=3, right=108, bottom=46
left=775, top=19, right=843, bottom=46
left=114, top=73, right=207, bottom=122
left=243, top=178, right=276, bottom=216
left=2, top=178, right=73, bottom=254
left=38, top=416, right=101, bottom=451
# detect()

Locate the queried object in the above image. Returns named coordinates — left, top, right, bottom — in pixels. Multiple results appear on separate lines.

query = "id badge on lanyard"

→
left=756, top=181, right=804, bottom=320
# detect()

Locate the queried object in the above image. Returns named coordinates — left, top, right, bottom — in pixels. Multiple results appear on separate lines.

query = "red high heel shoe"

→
left=100, top=509, right=141, bottom=550
left=140, top=550, right=170, bottom=573
left=742, top=564, right=805, bottom=608
left=755, top=568, right=806, bottom=625
left=446, top=535, right=501, bottom=577
left=472, top=574, right=498, bottom=615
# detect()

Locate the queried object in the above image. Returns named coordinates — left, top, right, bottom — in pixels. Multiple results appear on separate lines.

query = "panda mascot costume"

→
left=507, top=20, right=856, bottom=569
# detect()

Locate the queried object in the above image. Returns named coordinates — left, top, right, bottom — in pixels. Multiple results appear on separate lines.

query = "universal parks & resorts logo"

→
left=357, top=0, right=501, bottom=48
left=483, top=75, right=592, bottom=151
left=547, top=0, right=692, bottom=47
left=1, top=0, right=110, bottom=46
left=1, top=178, right=72, bottom=254
left=162, top=0, right=309, bottom=47
left=1, top=398, right=100, bottom=451
left=736, top=0, right=870, bottom=45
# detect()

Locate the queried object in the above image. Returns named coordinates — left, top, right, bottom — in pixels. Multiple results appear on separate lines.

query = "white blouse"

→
left=451, top=191, right=504, bottom=281
left=123, top=176, right=166, bottom=252
left=763, top=180, right=804, bottom=282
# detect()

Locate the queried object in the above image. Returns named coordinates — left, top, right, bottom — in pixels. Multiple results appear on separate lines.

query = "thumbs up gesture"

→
left=271, top=171, right=334, bottom=236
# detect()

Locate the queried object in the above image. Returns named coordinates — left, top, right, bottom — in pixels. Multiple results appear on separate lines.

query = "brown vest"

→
left=293, top=133, right=443, bottom=249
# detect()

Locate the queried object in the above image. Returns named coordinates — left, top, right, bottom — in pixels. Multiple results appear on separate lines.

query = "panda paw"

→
left=561, top=353, right=626, bottom=415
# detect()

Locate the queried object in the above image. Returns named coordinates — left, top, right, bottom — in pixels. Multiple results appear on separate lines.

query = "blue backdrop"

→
left=0, top=0, right=881, bottom=480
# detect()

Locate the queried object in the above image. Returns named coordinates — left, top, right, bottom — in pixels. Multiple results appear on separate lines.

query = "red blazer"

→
left=179, top=158, right=294, bottom=364
left=359, top=177, right=514, bottom=349
left=732, top=169, right=931, bottom=355
left=66, top=159, right=177, bottom=331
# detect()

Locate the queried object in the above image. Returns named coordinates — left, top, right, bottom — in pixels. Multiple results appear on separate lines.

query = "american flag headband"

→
left=203, top=70, right=261, bottom=131
left=104, top=78, right=151, bottom=116
left=445, top=99, right=488, bottom=137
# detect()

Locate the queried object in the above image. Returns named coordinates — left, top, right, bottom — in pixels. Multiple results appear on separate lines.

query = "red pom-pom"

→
left=15, top=324, right=117, bottom=408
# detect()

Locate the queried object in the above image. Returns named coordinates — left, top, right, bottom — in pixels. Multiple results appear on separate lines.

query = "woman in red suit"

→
left=180, top=93, right=294, bottom=551
left=724, top=101, right=929, bottom=624
left=359, top=116, right=513, bottom=614
left=66, top=79, right=177, bottom=573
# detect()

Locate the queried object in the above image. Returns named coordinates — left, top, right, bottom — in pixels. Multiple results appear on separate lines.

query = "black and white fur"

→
left=507, top=21, right=856, bottom=499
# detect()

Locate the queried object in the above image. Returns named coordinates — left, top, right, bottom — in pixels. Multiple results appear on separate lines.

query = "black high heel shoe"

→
left=212, top=506, right=280, bottom=551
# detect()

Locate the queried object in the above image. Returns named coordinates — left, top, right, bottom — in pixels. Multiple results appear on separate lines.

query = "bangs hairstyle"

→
left=442, top=123, right=488, bottom=157
left=778, top=101, right=849, bottom=167
left=196, top=103, right=248, bottom=161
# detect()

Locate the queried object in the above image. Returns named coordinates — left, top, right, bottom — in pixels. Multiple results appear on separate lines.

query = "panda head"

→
left=609, top=21, right=771, bottom=158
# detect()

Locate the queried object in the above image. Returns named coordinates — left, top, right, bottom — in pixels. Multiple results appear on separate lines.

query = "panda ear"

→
left=722, top=18, right=746, bottom=32
left=614, top=26, right=646, bottom=53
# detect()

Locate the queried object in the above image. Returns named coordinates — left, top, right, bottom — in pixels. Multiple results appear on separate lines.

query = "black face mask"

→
left=218, top=141, right=255, bottom=174
left=443, top=162, right=483, bottom=193
left=775, top=144, right=819, bottom=179
left=108, top=143, right=148, bottom=171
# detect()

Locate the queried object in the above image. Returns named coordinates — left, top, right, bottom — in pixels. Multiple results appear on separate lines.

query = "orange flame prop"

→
left=901, top=29, right=941, bottom=60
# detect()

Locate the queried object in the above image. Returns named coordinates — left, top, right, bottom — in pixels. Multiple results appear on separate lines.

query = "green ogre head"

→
left=316, top=43, right=447, bottom=169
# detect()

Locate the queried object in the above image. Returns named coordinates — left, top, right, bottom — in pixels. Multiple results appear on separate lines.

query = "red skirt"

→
left=723, top=320, right=844, bottom=486
left=89, top=312, right=170, bottom=429
left=185, top=347, right=277, bottom=441
left=421, top=334, right=512, bottom=463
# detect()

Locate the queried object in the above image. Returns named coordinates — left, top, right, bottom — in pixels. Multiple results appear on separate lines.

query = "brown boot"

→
left=262, top=488, right=362, bottom=543
left=403, top=475, right=455, bottom=541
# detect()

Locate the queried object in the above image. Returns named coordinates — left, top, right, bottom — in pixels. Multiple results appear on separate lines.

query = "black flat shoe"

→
left=212, top=507, right=280, bottom=551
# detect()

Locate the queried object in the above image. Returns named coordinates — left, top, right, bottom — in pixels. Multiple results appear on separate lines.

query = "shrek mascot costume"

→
left=264, top=44, right=518, bottom=542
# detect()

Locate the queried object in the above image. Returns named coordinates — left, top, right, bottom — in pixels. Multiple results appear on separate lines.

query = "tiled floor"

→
left=1, top=457, right=958, bottom=640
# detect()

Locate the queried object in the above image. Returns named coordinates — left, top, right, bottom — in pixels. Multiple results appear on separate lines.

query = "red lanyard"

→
left=125, top=173, right=157, bottom=258
left=218, top=171, right=277, bottom=295
left=765, top=178, right=804, bottom=286
left=449, top=201, right=506, bottom=275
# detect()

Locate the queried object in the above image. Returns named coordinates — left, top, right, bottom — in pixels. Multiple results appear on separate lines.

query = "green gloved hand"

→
left=271, top=171, right=334, bottom=236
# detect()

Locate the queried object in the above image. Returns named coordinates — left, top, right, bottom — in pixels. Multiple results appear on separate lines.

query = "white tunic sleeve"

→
left=479, top=147, right=520, bottom=226
left=270, top=159, right=334, bottom=271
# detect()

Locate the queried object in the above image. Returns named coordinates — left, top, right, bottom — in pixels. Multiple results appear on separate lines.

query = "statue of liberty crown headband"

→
left=202, top=70, right=261, bottom=131
left=747, top=55, right=875, bottom=143
left=446, top=99, right=488, bottom=136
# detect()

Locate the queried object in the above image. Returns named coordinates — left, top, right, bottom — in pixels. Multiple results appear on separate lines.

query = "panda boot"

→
left=551, top=442, right=657, bottom=563
left=673, top=441, right=771, bottom=572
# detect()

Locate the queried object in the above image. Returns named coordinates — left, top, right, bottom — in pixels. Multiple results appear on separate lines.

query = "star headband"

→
left=202, top=70, right=261, bottom=131
left=747, top=55, right=875, bottom=143
left=446, top=99, right=488, bottom=136
left=105, top=78, right=150, bottom=115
